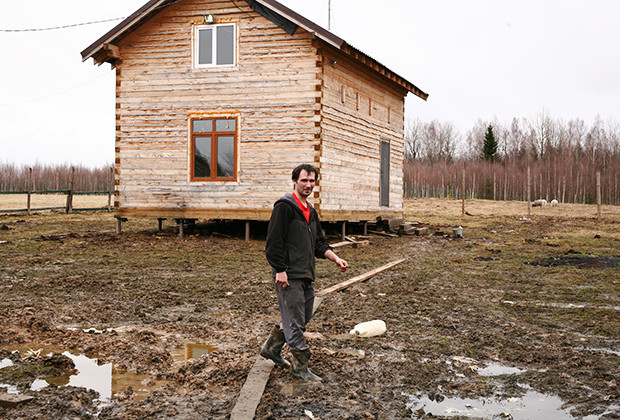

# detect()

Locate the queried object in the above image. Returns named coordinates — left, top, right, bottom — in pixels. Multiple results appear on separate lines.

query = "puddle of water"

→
left=582, top=405, right=620, bottom=420
left=340, top=348, right=365, bottom=358
left=27, top=352, right=113, bottom=400
left=3, top=342, right=216, bottom=402
left=573, top=347, right=620, bottom=357
left=111, top=369, right=171, bottom=401
left=278, top=382, right=311, bottom=397
left=1, top=346, right=166, bottom=402
left=504, top=300, right=620, bottom=311
left=64, top=352, right=113, bottom=400
left=478, top=362, right=527, bottom=376
left=0, top=358, right=14, bottom=369
left=405, top=390, right=577, bottom=419
left=330, top=333, right=356, bottom=340
left=0, top=383, right=19, bottom=394
left=171, top=343, right=219, bottom=362
left=30, top=378, right=50, bottom=391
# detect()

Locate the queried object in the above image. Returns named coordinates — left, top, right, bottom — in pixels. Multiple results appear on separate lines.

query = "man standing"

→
left=262, top=164, right=348, bottom=381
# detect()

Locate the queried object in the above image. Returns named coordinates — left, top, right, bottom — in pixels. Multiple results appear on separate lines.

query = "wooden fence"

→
left=0, top=167, right=113, bottom=215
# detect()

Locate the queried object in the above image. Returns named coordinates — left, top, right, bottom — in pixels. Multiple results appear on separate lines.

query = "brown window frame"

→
left=189, top=116, right=238, bottom=182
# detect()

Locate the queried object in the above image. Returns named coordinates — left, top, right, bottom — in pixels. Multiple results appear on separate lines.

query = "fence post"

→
left=107, top=166, right=114, bottom=213
left=461, top=166, right=465, bottom=217
left=596, top=171, right=602, bottom=220
left=27, top=167, right=32, bottom=215
left=527, top=165, right=531, bottom=217
left=66, top=167, right=75, bottom=214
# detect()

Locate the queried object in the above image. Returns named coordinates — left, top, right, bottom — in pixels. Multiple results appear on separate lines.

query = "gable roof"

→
left=81, top=0, right=428, bottom=100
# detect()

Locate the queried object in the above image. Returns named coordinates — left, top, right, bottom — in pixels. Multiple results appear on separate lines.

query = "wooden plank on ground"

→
left=316, top=258, right=406, bottom=297
left=0, top=393, right=35, bottom=408
left=229, top=357, right=275, bottom=420
left=330, top=241, right=353, bottom=249
left=367, top=230, right=398, bottom=237
left=312, top=295, right=325, bottom=315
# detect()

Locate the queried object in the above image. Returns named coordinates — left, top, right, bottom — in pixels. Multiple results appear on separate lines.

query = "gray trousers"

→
left=275, top=279, right=314, bottom=351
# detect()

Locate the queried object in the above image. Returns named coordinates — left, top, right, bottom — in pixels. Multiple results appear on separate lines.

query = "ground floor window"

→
left=190, top=117, right=238, bottom=181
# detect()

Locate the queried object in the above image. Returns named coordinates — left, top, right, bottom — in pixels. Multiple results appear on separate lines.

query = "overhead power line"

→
left=1, top=0, right=186, bottom=33
left=0, top=17, right=126, bottom=32
left=0, top=72, right=113, bottom=107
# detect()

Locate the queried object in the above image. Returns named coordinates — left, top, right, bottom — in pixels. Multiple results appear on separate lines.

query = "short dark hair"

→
left=292, top=164, right=318, bottom=181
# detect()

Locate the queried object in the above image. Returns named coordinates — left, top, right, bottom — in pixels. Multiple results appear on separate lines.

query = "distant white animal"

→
left=551, top=199, right=558, bottom=207
left=532, top=199, right=547, bottom=207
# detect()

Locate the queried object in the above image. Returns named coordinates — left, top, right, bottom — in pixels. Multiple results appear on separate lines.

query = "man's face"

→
left=293, top=169, right=316, bottom=198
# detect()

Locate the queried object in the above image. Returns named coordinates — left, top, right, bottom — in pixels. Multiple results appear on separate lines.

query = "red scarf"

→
left=292, top=193, right=310, bottom=224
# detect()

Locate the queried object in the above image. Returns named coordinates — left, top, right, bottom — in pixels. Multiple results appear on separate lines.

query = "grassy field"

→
left=0, top=193, right=109, bottom=212
left=0, top=198, right=618, bottom=419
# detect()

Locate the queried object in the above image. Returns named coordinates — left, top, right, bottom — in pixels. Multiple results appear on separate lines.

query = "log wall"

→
left=317, top=45, right=407, bottom=221
left=114, top=0, right=320, bottom=219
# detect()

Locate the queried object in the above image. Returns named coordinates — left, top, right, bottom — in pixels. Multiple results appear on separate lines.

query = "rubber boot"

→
left=260, top=325, right=290, bottom=368
left=290, top=348, right=321, bottom=381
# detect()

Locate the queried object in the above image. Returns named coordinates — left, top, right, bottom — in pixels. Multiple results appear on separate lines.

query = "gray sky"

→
left=1, top=0, right=619, bottom=167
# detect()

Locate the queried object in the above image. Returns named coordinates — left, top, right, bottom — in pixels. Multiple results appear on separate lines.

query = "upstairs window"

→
left=195, top=24, right=236, bottom=68
left=190, top=117, right=238, bottom=181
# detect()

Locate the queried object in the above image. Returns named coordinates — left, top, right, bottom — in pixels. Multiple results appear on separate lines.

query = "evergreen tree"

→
left=482, top=124, right=498, bottom=161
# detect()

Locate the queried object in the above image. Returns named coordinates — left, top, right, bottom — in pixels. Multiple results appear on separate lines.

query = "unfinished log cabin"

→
left=81, top=0, right=428, bottom=233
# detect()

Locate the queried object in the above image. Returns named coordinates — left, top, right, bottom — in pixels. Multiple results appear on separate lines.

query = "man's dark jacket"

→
left=265, top=193, right=332, bottom=280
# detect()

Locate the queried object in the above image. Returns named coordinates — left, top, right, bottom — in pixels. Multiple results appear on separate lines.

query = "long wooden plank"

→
left=229, top=357, right=275, bottom=420
left=329, top=240, right=353, bottom=249
left=316, top=258, right=406, bottom=297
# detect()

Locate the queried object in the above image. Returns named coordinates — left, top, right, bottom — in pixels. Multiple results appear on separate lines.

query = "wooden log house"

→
left=81, top=0, right=428, bottom=234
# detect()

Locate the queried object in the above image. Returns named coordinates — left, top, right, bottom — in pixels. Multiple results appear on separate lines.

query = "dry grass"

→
left=404, top=197, right=620, bottom=227
left=0, top=194, right=109, bottom=212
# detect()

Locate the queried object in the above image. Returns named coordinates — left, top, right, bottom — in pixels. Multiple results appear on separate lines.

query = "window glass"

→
left=190, top=117, right=237, bottom=181
left=198, top=28, right=213, bottom=65
left=194, top=137, right=211, bottom=178
left=216, top=25, right=235, bottom=65
left=215, top=119, right=236, bottom=132
left=217, top=136, right=235, bottom=178
left=193, top=120, right=213, bottom=132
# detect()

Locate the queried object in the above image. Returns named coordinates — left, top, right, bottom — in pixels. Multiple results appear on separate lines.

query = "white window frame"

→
left=194, top=23, right=236, bottom=68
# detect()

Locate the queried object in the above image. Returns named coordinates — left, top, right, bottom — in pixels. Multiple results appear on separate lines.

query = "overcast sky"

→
left=1, top=0, right=619, bottom=167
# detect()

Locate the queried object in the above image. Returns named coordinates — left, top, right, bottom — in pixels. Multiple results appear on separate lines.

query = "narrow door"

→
left=380, top=140, right=390, bottom=207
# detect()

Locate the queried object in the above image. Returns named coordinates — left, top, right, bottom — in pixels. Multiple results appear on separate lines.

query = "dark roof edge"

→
left=252, top=0, right=344, bottom=48
left=342, top=43, right=429, bottom=101
left=80, top=0, right=166, bottom=61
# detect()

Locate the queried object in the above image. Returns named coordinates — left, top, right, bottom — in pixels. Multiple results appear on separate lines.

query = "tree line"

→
left=404, top=112, right=620, bottom=205
left=0, top=163, right=113, bottom=192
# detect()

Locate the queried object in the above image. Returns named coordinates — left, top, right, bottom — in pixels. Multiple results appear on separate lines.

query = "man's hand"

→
left=335, top=257, right=349, bottom=272
left=325, top=250, right=348, bottom=272
left=275, top=271, right=289, bottom=288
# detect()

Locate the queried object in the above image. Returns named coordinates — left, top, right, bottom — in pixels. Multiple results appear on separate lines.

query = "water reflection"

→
left=405, top=390, right=577, bottom=419
left=477, top=362, right=526, bottom=376
left=5, top=342, right=218, bottom=402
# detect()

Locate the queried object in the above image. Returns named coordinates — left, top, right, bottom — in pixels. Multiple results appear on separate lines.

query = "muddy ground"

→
left=0, top=201, right=618, bottom=419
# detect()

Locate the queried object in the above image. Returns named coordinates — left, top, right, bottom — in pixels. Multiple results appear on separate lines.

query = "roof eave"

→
left=251, top=0, right=344, bottom=49
left=341, top=43, right=428, bottom=100
left=80, top=0, right=166, bottom=63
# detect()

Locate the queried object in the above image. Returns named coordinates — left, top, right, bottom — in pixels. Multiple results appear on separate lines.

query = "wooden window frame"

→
left=190, top=117, right=239, bottom=182
left=194, top=23, right=236, bottom=68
